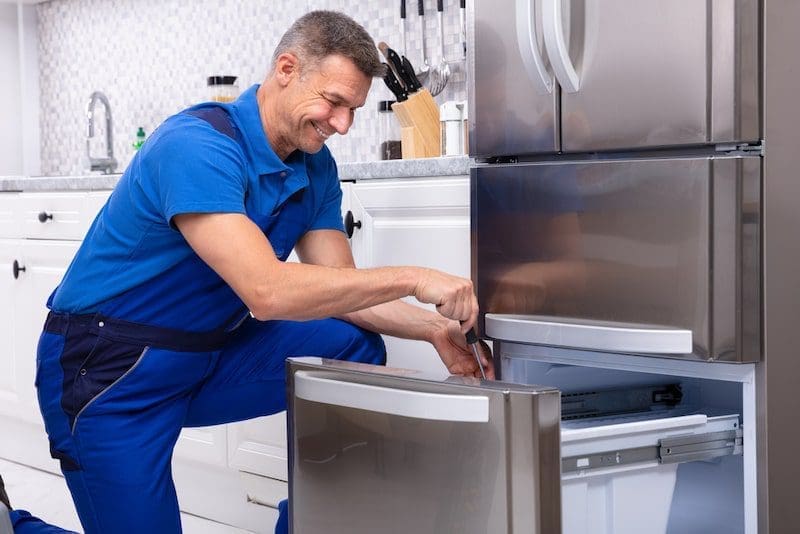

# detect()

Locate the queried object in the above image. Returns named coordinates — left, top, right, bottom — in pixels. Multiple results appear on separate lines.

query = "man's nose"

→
left=329, top=107, right=353, bottom=135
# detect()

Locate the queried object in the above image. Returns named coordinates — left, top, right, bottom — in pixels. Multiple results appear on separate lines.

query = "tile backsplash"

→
left=37, top=0, right=468, bottom=176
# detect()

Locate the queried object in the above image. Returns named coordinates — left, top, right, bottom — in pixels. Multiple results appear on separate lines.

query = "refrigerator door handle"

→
left=485, top=314, right=693, bottom=354
left=541, top=0, right=580, bottom=92
left=294, top=371, right=490, bottom=423
left=514, top=0, right=554, bottom=94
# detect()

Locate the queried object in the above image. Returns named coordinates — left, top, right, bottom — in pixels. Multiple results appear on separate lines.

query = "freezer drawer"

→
left=472, top=156, right=761, bottom=362
left=287, top=358, right=744, bottom=534
left=287, top=358, right=561, bottom=534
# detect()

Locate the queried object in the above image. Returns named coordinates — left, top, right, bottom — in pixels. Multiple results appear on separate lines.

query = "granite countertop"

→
left=0, top=156, right=470, bottom=192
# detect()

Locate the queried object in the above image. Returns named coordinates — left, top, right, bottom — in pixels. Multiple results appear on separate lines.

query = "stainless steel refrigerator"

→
left=287, top=1, right=800, bottom=532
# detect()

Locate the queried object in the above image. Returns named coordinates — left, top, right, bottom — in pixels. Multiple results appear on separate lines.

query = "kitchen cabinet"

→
left=0, top=192, right=97, bottom=473
left=347, top=176, right=471, bottom=374
left=0, top=176, right=470, bottom=531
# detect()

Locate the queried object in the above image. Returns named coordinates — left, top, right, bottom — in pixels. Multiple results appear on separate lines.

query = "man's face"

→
left=279, top=54, right=372, bottom=156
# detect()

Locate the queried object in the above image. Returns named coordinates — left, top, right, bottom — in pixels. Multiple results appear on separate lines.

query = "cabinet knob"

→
left=38, top=211, right=54, bottom=223
left=344, top=210, right=362, bottom=239
left=12, top=260, right=26, bottom=279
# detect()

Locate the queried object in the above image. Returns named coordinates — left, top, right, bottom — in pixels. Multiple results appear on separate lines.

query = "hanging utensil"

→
left=460, top=0, right=466, bottom=59
left=400, top=0, right=408, bottom=57
left=430, top=0, right=450, bottom=96
left=415, top=0, right=431, bottom=85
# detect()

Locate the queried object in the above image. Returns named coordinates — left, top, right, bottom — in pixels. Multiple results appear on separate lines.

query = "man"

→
left=34, top=10, right=492, bottom=534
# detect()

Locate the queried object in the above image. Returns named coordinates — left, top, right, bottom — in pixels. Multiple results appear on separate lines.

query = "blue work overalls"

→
left=34, top=107, right=386, bottom=534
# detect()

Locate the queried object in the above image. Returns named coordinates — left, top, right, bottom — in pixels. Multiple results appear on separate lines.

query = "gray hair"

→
left=271, top=10, right=385, bottom=78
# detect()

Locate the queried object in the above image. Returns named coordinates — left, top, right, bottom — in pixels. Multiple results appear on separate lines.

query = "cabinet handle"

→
left=13, top=260, right=26, bottom=279
left=38, top=211, right=54, bottom=223
left=344, top=210, right=362, bottom=239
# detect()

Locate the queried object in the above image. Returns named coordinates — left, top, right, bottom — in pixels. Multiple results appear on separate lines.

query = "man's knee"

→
left=329, top=320, right=386, bottom=366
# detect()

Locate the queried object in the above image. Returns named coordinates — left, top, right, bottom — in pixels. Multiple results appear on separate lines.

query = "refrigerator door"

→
left=469, top=0, right=558, bottom=157
left=287, top=357, right=561, bottom=534
left=555, top=0, right=760, bottom=151
left=472, top=155, right=761, bottom=361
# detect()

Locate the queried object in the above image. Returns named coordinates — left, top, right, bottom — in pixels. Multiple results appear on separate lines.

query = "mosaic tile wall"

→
left=36, top=0, right=468, bottom=176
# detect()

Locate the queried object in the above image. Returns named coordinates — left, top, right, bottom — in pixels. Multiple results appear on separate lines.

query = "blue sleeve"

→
left=307, top=152, right=346, bottom=233
left=145, top=118, right=248, bottom=226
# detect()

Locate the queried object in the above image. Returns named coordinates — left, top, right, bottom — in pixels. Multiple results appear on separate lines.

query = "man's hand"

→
left=430, top=321, right=495, bottom=380
left=412, top=269, right=479, bottom=332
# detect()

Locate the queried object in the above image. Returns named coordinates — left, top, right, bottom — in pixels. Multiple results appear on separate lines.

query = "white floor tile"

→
left=0, top=458, right=253, bottom=533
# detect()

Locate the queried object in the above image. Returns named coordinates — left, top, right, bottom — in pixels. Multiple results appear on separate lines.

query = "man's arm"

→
left=173, top=212, right=479, bottom=330
left=295, top=228, right=494, bottom=378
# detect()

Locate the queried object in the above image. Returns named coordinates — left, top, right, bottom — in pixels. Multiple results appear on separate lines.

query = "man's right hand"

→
left=412, top=268, right=479, bottom=333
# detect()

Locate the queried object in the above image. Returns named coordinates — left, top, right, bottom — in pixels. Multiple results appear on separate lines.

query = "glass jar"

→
left=378, top=100, right=402, bottom=160
left=207, top=76, right=239, bottom=103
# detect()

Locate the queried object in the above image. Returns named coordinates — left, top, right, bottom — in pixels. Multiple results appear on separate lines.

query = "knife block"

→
left=391, top=90, right=441, bottom=158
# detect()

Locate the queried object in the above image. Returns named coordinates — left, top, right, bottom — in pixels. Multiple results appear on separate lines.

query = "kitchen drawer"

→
left=0, top=193, right=21, bottom=239
left=18, top=191, right=111, bottom=241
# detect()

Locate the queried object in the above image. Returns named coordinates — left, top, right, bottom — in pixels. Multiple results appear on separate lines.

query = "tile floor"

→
left=0, top=458, right=253, bottom=533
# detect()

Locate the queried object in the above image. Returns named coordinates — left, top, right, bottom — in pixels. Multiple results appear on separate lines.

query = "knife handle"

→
left=383, top=67, right=408, bottom=102
left=401, top=56, right=422, bottom=92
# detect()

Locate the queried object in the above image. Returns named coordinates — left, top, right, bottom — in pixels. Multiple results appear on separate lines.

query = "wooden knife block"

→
left=391, top=90, right=441, bottom=158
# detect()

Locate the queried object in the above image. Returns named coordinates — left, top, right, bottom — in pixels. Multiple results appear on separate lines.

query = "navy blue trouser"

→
left=35, top=313, right=386, bottom=534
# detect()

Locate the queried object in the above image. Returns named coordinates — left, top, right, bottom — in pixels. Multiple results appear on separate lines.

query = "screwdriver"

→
left=465, top=327, right=487, bottom=380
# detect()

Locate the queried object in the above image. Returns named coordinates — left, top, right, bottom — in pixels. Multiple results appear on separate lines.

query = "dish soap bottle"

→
left=132, top=127, right=146, bottom=150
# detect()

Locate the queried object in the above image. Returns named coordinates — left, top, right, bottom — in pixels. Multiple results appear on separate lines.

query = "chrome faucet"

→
left=86, top=91, right=117, bottom=174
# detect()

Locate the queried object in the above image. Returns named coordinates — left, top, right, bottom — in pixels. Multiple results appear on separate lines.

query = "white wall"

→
left=0, top=3, right=23, bottom=175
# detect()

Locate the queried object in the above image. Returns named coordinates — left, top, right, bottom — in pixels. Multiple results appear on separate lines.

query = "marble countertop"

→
left=0, top=156, right=470, bottom=192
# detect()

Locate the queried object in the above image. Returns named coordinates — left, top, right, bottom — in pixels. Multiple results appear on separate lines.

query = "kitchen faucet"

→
left=86, top=91, right=117, bottom=174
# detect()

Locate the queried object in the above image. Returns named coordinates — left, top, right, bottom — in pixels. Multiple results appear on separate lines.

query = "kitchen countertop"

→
left=0, top=156, right=470, bottom=192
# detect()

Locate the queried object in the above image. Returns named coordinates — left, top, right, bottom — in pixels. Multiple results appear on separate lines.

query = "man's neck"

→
left=256, top=82, right=292, bottom=161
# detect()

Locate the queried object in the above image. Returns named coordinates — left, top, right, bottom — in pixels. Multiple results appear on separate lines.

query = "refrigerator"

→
left=287, top=1, right=800, bottom=532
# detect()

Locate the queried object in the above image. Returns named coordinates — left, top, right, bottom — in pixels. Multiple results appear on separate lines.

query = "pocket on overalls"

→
left=64, top=335, right=149, bottom=431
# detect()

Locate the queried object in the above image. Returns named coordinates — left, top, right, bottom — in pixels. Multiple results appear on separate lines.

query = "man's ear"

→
left=274, top=52, right=300, bottom=86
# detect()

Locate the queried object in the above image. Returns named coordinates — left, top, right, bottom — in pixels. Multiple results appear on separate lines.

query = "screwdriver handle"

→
left=465, top=327, right=479, bottom=345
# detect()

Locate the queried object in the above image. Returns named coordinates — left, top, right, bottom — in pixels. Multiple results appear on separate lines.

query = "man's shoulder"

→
left=151, top=107, right=243, bottom=154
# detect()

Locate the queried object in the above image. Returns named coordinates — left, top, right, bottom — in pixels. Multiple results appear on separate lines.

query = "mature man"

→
left=33, top=10, right=492, bottom=534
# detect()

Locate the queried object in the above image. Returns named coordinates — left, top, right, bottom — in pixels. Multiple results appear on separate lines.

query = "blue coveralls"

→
left=32, top=86, right=385, bottom=533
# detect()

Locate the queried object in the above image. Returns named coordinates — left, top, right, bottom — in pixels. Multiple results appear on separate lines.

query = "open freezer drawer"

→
left=286, top=358, right=742, bottom=534
left=287, top=357, right=562, bottom=534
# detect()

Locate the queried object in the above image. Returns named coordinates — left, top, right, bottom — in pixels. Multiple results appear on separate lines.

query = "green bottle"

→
left=132, top=127, right=146, bottom=150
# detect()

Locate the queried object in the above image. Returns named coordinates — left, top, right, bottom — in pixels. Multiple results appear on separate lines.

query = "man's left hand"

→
left=431, top=321, right=495, bottom=380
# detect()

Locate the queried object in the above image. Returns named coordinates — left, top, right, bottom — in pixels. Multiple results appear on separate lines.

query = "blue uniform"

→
left=34, top=85, right=385, bottom=534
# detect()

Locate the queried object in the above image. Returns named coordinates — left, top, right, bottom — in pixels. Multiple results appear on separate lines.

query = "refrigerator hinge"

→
left=562, top=427, right=743, bottom=474
left=714, top=142, right=764, bottom=156
left=659, top=427, right=743, bottom=464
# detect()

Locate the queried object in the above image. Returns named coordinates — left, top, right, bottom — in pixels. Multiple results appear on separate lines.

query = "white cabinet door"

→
left=14, top=240, right=79, bottom=421
left=0, top=239, right=22, bottom=421
left=227, top=414, right=288, bottom=482
left=0, top=239, right=79, bottom=473
left=349, top=177, right=471, bottom=374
